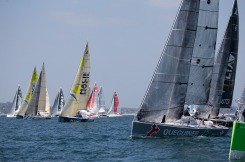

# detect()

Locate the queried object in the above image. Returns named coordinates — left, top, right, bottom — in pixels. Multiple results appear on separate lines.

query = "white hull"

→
left=107, top=114, right=123, bottom=117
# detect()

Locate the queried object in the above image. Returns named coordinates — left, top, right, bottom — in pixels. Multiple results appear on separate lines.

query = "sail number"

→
left=220, top=99, right=231, bottom=105
left=80, top=72, right=90, bottom=95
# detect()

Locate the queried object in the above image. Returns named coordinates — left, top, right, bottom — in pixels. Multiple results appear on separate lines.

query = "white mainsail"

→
left=60, top=43, right=90, bottom=117
left=8, top=85, right=22, bottom=117
left=25, top=63, right=50, bottom=116
left=16, top=67, right=38, bottom=117
left=98, top=86, right=106, bottom=115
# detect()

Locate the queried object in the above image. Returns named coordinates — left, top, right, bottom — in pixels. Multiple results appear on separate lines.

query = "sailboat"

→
left=107, top=91, right=121, bottom=117
left=59, top=43, right=94, bottom=122
left=7, top=85, right=22, bottom=117
left=51, top=88, right=65, bottom=117
left=24, top=63, right=51, bottom=120
left=97, top=86, right=108, bottom=117
left=131, top=0, right=229, bottom=138
left=16, top=67, right=38, bottom=119
left=86, top=82, right=100, bottom=117
left=196, top=0, right=239, bottom=127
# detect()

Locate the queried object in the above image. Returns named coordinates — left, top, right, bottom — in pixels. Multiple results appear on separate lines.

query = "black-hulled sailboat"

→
left=131, top=0, right=229, bottom=138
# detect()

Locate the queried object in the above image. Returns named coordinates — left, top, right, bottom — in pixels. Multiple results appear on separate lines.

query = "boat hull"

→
left=16, top=115, right=23, bottom=119
left=24, top=116, right=51, bottom=120
left=211, top=119, right=234, bottom=127
left=58, top=116, right=94, bottom=122
left=131, top=121, right=229, bottom=138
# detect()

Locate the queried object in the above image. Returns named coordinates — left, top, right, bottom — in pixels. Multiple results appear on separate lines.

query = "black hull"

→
left=58, top=116, right=94, bottom=122
left=131, top=121, right=229, bottom=138
left=16, top=115, right=23, bottom=119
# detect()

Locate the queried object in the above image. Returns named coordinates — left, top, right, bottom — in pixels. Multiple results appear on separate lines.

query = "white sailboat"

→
left=24, top=63, right=51, bottom=120
left=107, top=91, right=121, bottom=117
left=97, top=86, right=108, bottom=117
left=7, top=85, right=22, bottom=117
left=16, top=67, right=39, bottom=119
left=51, top=88, right=65, bottom=117
left=131, top=0, right=228, bottom=138
left=59, top=43, right=94, bottom=122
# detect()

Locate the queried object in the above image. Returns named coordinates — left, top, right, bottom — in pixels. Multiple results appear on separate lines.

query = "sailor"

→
left=242, top=109, right=245, bottom=122
left=183, top=108, right=190, bottom=116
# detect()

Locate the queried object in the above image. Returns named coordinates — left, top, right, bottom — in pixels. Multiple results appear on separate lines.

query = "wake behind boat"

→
left=131, top=0, right=229, bottom=138
left=59, top=43, right=94, bottom=123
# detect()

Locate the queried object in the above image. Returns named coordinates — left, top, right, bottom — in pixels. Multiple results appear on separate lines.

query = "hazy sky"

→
left=0, top=0, right=244, bottom=109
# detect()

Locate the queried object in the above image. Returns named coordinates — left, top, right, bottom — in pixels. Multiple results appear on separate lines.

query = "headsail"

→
left=60, top=44, right=89, bottom=117
left=78, top=43, right=91, bottom=111
left=25, top=63, right=50, bottom=116
left=16, top=67, right=38, bottom=117
left=219, top=0, right=239, bottom=109
left=8, top=85, right=22, bottom=116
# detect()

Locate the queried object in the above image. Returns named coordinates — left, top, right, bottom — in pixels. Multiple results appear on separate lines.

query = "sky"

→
left=0, top=0, right=244, bottom=109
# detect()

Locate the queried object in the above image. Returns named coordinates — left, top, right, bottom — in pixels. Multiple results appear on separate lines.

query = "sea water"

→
left=0, top=116, right=232, bottom=161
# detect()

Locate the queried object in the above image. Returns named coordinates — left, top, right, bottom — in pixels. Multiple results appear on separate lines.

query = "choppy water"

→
left=0, top=116, right=233, bottom=161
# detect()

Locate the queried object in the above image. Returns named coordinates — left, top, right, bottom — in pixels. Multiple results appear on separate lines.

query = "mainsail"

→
left=25, top=63, right=50, bottom=116
left=78, top=44, right=91, bottom=111
left=8, top=85, right=22, bottom=116
left=60, top=44, right=90, bottom=117
left=135, top=0, right=219, bottom=123
left=16, top=67, right=38, bottom=117
left=98, top=86, right=106, bottom=114
left=200, top=0, right=239, bottom=118
left=219, top=0, right=239, bottom=109
left=107, top=91, right=119, bottom=115
left=51, top=88, right=65, bottom=116
left=87, top=82, right=99, bottom=114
